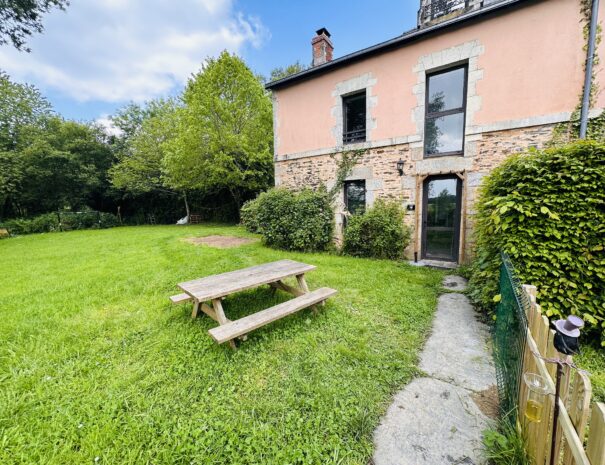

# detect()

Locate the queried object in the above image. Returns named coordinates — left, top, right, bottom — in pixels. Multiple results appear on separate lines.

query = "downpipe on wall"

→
left=580, top=0, right=600, bottom=139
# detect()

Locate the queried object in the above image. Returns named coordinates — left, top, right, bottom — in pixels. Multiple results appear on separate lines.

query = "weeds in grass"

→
left=483, top=413, right=531, bottom=465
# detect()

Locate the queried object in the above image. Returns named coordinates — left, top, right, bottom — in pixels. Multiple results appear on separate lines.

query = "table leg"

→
left=212, top=298, right=237, bottom=350
left=191, top=299, right=201, bottom=319
left=296, top=274, right=309, bottom=293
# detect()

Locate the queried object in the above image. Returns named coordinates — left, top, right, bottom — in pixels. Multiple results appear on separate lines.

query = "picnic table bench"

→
left=170, top=259, right=337, bottom=349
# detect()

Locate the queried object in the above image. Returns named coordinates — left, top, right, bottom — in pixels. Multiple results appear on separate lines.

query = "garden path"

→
left=373, top=276, right=497, bottom=465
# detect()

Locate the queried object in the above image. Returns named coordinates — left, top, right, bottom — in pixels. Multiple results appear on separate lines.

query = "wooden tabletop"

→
left=178, top=259, right=316, bottom=302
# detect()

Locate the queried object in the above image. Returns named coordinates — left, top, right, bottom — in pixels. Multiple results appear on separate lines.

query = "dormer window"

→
left=343, top=91, right=366, bottom=144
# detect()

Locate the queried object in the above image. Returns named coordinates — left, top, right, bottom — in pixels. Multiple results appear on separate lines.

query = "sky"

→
left=0, top=0, right=419, bottom=127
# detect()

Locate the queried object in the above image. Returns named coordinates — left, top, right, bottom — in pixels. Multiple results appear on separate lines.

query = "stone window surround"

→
left=411, top=39, right=485, bottom=158
left=331, top=72, right=378, bottom=147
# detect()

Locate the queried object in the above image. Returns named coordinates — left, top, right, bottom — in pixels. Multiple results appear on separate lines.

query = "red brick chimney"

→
left=311, top=28, right=333, bottom=67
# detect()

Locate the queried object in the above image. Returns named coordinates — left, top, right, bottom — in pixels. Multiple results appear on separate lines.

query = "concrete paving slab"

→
left=373, top=276, right=497, bottom=465
left=373, top=377, right=490, bottom=465
left=442, top=275, right=468, bottom=292
left=420, top=293, right=495, bottom=392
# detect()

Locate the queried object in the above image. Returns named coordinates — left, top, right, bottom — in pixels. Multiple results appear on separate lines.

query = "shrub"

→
left=240, top=198, right=261, bottom=233
left=1, top=211, right=120, bottom=235
left=468, top=140, right=605, bottom=345
left=343, top=199, right=411, bottom=260
left=252, top=188, right=333, bottom=251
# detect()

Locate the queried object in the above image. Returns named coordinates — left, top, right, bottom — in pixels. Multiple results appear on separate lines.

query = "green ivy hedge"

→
left=468, top=140, right=605, bottom=345
left=343, top=199, right=411, bottom=260
left=243, top=188, right=334, bottom=252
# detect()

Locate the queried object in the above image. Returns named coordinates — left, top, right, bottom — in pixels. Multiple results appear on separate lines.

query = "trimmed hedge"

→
left=245, top=188, right=334, bottom=251
left=468, top=140, right=605, bottom=345
left=1, top=212, right=120, bottom=235
left=343, top=199, right=411, bottom=260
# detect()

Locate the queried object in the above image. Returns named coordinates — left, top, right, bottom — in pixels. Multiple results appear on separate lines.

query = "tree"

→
left=0, top=0, right=69, bottom=52
left=0, top=71, right=52, bottom=150
left=17, top=117, right=114, bottom=215
left=0, top=72, right=53, bottom=217
left=109, top=98, right=191, bottom=216
left=164, top=51, right=273, bottom=214
left=269, top=61, right=307, bottom=82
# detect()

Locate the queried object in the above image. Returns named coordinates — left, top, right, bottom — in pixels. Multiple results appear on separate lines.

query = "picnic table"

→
left=170, top=259, right=336, bottom=349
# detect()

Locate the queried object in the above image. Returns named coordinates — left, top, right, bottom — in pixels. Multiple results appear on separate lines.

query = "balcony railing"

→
left=418, top=0, right=469, bottom=25
left=343, top=129, right=366, bottom=144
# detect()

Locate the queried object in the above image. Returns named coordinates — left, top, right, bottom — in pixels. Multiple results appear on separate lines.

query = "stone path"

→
left=373, top=276, right=497, bottom=465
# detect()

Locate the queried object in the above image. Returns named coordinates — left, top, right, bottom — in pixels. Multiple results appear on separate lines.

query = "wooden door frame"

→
left=421, top=174, right=463, bottom=262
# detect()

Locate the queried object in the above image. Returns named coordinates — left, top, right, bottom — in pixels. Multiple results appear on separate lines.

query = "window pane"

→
left=343, top=93, right=366, bottom=143
left=425, top=112, right=464, bottom=155
left=345, top=181, right=366, bottom=215
left=427, top=67, right=465, bottom=113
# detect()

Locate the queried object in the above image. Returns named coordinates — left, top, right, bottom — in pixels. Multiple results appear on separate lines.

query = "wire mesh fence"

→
left=493, top=252, right=530, bottom=423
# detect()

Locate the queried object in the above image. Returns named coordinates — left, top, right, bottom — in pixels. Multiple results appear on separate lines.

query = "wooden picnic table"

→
left=170, top=259, right=336, bottom=349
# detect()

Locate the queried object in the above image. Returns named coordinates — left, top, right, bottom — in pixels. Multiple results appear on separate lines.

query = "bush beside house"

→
left=468, top=140, right=605, bottom=345
left=343, top=200, right=411, bottom=260
left=243, top=188, right=333, bottom=251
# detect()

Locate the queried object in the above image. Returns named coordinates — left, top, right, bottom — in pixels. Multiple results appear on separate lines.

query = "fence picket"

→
left=497, top=255, right=604, bottom=465
left=586, top=403, right=605, bottom=465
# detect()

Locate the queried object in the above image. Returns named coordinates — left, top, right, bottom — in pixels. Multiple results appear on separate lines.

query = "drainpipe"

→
left=580, top=0, right=600, bottom=139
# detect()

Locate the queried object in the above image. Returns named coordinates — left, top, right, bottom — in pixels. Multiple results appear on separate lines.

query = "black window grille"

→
left=424, top=65, right=467, bottom=157
left=343, top=91, right=366, bottom=144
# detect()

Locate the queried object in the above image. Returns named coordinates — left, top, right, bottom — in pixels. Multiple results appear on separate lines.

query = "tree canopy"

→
left=0, top=0, right=69, bottom=52
left=164, top=51, right=274, bottom=211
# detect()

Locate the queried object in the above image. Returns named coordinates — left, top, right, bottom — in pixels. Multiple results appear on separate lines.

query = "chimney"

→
left=311, top=28, right=333, bottom=67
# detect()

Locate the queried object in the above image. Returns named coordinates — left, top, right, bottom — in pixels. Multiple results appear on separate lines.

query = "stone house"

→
left=265, top=0, right=605, bottom=265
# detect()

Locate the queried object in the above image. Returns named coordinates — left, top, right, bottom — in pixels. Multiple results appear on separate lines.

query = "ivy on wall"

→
left=551, top=0, right=604, bottom=144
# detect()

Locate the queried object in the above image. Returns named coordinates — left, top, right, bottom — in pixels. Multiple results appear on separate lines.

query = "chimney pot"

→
left=311, top=27, right=333, bottom=67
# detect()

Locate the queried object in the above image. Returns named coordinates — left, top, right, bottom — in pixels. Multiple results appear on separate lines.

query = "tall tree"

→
left=0, top=0, right=69, bottom=52
left=109, top=98, right=191, bottom=216
left=0, top=72, right=53, bottom=217
left=269, top=61, right=307, bottom=82
left=17, top=117, right=113, bottom=215
left=164, top=51, right=273, bottom=214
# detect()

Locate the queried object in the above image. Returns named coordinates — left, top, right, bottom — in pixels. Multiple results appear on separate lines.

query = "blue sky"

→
left=0, top=0, right=419, bottom=128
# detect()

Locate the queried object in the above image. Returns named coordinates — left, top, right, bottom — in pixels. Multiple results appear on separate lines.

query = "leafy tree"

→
left=269, top=61, right=307, bottom=82
left=17, top=117, right=114, bottom=215
left=0, top=71, right=52, bottom=150
left=109, top=98, right=191, bottom=216
left=0, top=0, right=69, bottom=52
left=0, top=72, right=53, bottom=217
left=164, top=51, right=273, bottom=214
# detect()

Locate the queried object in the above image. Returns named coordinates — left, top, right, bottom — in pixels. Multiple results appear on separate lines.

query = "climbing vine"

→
left=550, top=0, right=604, bottom=144
left=327, top=148, right=366, bottom=202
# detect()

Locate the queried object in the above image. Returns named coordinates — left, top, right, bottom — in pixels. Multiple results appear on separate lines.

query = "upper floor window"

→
left=343, top=91, right=366, bottom=144
left=424, top=65, right=467, bottom=157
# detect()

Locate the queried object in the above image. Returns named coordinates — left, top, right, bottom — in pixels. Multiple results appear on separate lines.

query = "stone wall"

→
left=275, top=123, right=557, bottom=262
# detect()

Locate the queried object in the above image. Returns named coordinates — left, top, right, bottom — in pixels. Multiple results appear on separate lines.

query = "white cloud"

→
left=95, top=114, right=122, bottom=137
left=0, top=0, right=268, bottom=103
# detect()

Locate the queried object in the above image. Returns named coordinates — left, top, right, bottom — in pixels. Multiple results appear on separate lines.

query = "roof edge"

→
left=266, top=0, right=532, bottom=90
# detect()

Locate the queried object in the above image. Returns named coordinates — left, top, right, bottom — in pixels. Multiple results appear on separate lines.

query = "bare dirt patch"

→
left=471, top=384, right=500, bottom=419
left=183, top=235, right=258, bottom=248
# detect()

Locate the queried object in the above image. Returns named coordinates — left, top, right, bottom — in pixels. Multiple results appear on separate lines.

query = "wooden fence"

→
left=519, top=284, right=605, bottom=465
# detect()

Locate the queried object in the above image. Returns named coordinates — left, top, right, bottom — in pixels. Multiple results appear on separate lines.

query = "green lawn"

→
left=0, top=225, right=444, bottom=465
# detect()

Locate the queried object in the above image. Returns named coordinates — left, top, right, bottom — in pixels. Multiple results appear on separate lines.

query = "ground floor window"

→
left=344, top=180, right=366, bottom=215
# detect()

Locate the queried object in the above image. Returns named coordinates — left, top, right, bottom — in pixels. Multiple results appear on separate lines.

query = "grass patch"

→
left=0, top=225, right=444, bottom=464
left=576, top=344, right=605, bottom=403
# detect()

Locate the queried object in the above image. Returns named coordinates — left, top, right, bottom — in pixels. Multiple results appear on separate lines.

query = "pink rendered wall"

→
left=274, top=0, right=598, bottom=157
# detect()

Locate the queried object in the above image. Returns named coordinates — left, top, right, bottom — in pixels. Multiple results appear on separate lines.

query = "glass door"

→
left=422, top=176, right=461, bottom=262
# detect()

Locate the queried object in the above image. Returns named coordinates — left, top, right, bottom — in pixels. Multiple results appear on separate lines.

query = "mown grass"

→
left=0, top=225, right=444, bottom=464
left=576, top=345, right=605, bottom=403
